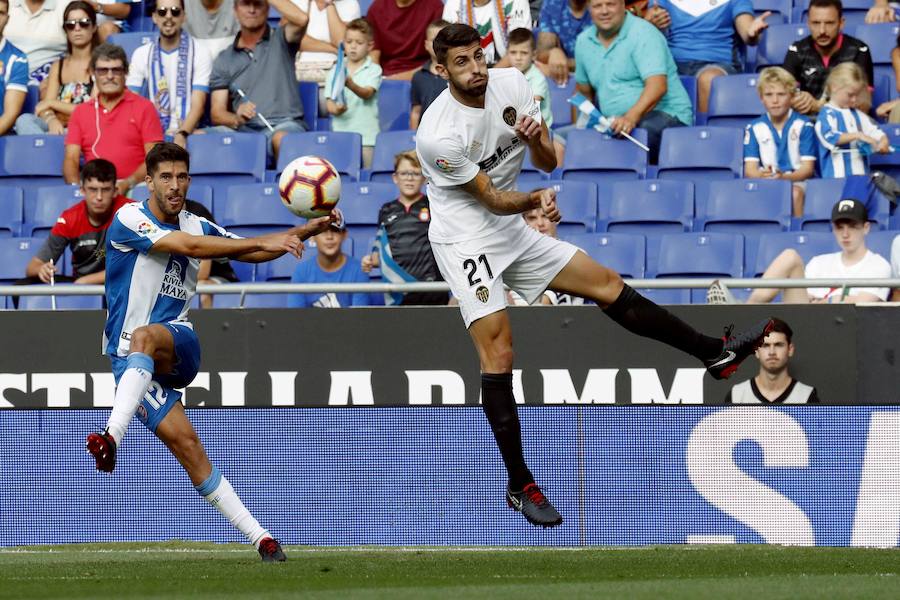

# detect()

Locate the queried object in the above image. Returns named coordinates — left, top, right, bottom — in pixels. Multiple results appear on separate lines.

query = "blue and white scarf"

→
left=373, top=227, right=416, bottom=306
left=148, top=32, right=194, bottom=133
left=327, top=42, right=347, bottom=103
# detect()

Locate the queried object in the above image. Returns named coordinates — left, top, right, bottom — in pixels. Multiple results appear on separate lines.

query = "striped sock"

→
left=195, top=466, right=270, bottom=547
left=105, top=352, right=154, bottom=446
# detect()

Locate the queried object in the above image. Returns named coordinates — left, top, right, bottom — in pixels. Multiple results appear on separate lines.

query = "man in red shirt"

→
left=25, top=158, right=132, bottom=285
left=367, top=0, right=443, bottom=79
left=63, top=43, right=164, bottom=197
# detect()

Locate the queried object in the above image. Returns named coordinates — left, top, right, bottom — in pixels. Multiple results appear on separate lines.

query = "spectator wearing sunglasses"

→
left=0, top=0, right=28, bottom=136
left=126, top=0, right=211, bottom=148
left=15, top=1, right=98, bottom=135
left=63, top=43, right=164, bottom=196
left=5, top=0, right=67, bottom=83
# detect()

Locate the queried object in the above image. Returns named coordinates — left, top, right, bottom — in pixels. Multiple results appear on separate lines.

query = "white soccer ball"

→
left=278, top=155, right=342, bottom=218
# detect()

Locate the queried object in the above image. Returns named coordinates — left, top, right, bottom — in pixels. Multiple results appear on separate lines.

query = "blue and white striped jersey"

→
left=815, top=103, right=886, bottom=178
left=743, top=110, right=817, bottom=173
left=103, top=201, right=239, bottom=357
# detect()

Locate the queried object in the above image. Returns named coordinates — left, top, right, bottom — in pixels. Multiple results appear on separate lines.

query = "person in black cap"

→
left=747, top=198, right=891, bottom=304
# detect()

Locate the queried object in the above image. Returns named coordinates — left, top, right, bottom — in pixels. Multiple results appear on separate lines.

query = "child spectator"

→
left=409, top=18, right=449, bottom=129
left=815, top=62, right=890, bottom=178
left=325, top=18, right=381, bottom=168
left=743, top=67, right=816, bottom=217
left=507, top=27, right=551, bottom=127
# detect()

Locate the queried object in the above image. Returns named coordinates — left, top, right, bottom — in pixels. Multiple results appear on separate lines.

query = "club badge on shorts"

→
left=502, top=106, right=517, bottom=127
left=475, top=285, right=490, bottom=303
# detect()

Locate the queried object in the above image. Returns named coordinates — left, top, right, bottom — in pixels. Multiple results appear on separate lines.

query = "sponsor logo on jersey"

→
left=477, top=137, right=522, bottom=172
left=475, top=285, right=490, bottom=303
left=435, top=158, right=453, bottom=173
left=502, top=106, right=517, bottom=127
left=159, top=259, right=187, bottom=301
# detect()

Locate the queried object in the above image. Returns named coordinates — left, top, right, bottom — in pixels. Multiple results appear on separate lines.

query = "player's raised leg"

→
left=87, top=324, right=177, bottom=473
left=154, top=403, right=286, bottom=562
left=548, top=251, right=774, bottom=380
left=469, top=310, right=563, bottom=528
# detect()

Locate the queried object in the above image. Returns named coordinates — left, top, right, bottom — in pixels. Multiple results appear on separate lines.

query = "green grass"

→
left=2, top=543, right=900, bottom=599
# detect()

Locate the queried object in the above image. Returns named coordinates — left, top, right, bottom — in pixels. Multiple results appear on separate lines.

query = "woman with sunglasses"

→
left=15, top=1, right=99, bottom=135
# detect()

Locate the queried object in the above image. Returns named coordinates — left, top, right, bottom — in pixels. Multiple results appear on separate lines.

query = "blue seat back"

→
left=0, top=135, right=65, bottom=177
left=0, top=186, right=24, bottom=237
left=562, top=232, right=646, bottom=278
left=604, top=179, right=694, bottom=233
left=706, top=74, right=765, bottom=129
left=852, top=23, right=899, bottom=65
left=560, top=128, right=648, bottom=180
left=340, top=182, right=396, bottom=226
left=297, top=81, right=320, bottom=132
left=658, top=127, right=744, bottom=178
left=0, top=237, right=38, bottom=282
left=753, top=231, right=838, bottom=276
left=26, top=185, right=83, bottom=237
left=757, top=24, right=808, bottom=67
left=798, top=178, right=844, bottom=231
left=548, top=76, right=575, bottom=128
left=866, top=230, right=899, bottom=263
left=679, top=76, right=697, bottom=125
left=656, top=232, right=744, bottom=278
left=700, top=179, right=792, bottom=232
left=545, top=180, right=598, bottom=235
left=368, top=130, right=417, bottom=182
left=277, top=132, right=362, bottom=181
left=220, top=183, right=302, bottom=237
left=378, top=80, right=411, bottom=132
left=107, top=32, right=155, bottom=64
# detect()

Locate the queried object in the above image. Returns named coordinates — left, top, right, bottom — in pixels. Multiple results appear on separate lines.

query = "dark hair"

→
left=90, top=42, right=128, bottom=71
left=768, top=318, right=794, bottom=344
left=146, top=142, right=190, bottom=176
left=433, top=23, right=481, bottom=66
left=346, top=17, right=372, bottom=39
left=64, top=1, right=100, bottom=56
left=81, top=158, right=116, bottom=184
left=808, top=0, right=842, bottom=17
left=507, top=27, right=534, bottom=49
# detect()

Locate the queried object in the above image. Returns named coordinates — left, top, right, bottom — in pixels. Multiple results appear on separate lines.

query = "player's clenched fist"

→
left=538, top=188, right=560, bottom=222
left=514, top=114, right=542, bottom=144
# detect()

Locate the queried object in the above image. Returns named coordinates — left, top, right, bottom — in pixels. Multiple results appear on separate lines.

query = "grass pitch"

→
left=2, top=542, right=899, bottom=599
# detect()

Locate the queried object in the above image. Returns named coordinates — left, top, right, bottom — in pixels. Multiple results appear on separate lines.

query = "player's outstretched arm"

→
left=151, top=231, right=303, bottom=261
left=461, top=170, right=544, bottom=216
left=231, top=213, right=340, bottom=263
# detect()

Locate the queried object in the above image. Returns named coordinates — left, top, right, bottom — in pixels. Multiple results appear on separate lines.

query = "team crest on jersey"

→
left=502, top=106, right=517, bottom=127
left=435, top=158, right=453, bottom=173
left=137, top=221, right=157, bottom=236
left=790, top=129, right=799, bottom=141
left=475, top=285, right=490, bottom=303
left=418, top=208, right=430, bottom=222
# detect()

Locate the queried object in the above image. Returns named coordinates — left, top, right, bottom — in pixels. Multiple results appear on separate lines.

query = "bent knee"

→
left=129, top=327, right=155, bottom=353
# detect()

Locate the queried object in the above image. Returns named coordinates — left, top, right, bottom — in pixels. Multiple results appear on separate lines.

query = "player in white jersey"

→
left=86, top=142, right=339, bottom=561
left=416, top=24, right=776, bottom=528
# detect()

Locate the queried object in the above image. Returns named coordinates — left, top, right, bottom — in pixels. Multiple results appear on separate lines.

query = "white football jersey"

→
left=416, top=68, right=542, bottom=244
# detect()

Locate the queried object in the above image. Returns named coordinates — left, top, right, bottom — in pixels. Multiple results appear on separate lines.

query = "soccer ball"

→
left=278, top=155, right=341, bottom=218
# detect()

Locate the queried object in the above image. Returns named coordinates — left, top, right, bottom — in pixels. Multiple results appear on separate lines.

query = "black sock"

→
left=603, top=285, right=723, bottom=361
left=481, top=373, right=533, bottom=491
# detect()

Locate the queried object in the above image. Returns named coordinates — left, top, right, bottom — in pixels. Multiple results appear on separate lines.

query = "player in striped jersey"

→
left=86, top=142, right=338, bottom=561
left=815, top=62, right=890, bottom=179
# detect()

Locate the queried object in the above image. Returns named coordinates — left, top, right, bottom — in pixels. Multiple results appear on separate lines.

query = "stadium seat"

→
left=872, top=72, right=897, bottom=115
left=18, top=290, right=104, bottom=310
left=706, top=75, right=765, bottom=129
left=107, top=32, right=155, bottom=64
left=0, top=237, right=38, bottom=283
left=752, top=0, right=792, bottom=22
left=698, top=179, right=792, bottom=233
left=547, top=76, right=575, bottom=128
left=379, top=79, right=412, bottom=132
left=519, top=149, right=551, bottom=186
left=241, top=293, right=291, bottom=308
left=219, top=183, right=302, bottom=238
left=277, top=131, right=362, bottom=181
left=757, top=24, right=808, bottom=68
left=339, top=182, right=396, bottom=242
left=796, top=179, right=890, bottom=232
left=603, top=179, right=694, bottom=234
left=0, top=135, right=66, bottom=204
left=852, top=23, right=898, bottom=66
left=679, top=76, right=697, bottom=125
left=187, top=133, right=267, bottom=199
left=655, top=232, right=744, bottom=303
left=22, top=85, right=40, bottom=115
left=657, top=127, right=743, bottom=183
left=866, top=230, right=899, bottom=263
left=544, top=180, right=598, bottom=236
left=559, top=128, right=648, bottom=182
left=0, top=187, right=23, bottom=237
left=130, top=183, right=215, bottom=216
left=561, top=232, right=646, bottom=278
left=298, top=81, right=320, bottom=132
left=871, top=123, right=900, bottom=178
left=752, top=231, right=838, bottom=276
left=366, top=130, right=416, bottom=183
left=25, top=185, right=83, bottom=238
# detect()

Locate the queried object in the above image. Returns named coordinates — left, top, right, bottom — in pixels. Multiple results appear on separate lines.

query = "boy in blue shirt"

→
left=289, top=220, right=380, bottom=308
left=0, top=0, right=29, bottom=136
left=743, top=67, right=817, bottom=216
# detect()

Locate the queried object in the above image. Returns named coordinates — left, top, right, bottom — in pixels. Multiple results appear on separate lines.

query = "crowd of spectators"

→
left=2, top=0, right=900, bottom=308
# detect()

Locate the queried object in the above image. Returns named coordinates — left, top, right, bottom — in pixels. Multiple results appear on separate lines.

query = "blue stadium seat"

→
left=220, top=183, right=302, bottom=238
left=657, top=127, right=743, bottom=183
left=655, top=232, right=744, bottom=302
left=561, top=232, right=646, bottom=278
left=559, top=128, right=648, bottom=182
left=379, top=79, right=412, bottom=132
left=23, top=85, right=40, bottom=115
left=793, top=178, right=893, bottom=231
left=544, top=180, right=598, bottom=235
left=752, top=231, right=838, bottom=276
left=752, top=0, right=792, bottom=22
left=757, top=24, right=808, bottom=68
left=366, top=130, right=416, bottom=183
left=108, top=32, right=155, bottom=64
left=0, top=237, right=38, bottom=282
left=25, top=185, right=83, bottom=238
left=519, top=149, right=551, bottom=186
left=866, top=230, right=899, bottom=263
left=679, top=76, right=697, bottom=125
left=548, top=76, right=575, bottom=128
left=18, top=290, right=104, bottom=310
left=0, top=135, right=66, bottom=204
left=130, top=183, right=215, bottom=216
left=0, top=187, right=23, bottom=237
left=242, top=293, right=291, bottom=308
left=852, top=23, right=899, bottom=65
left=706, top=74, right=765, bottom=129
left=256, top=251, right=303, bottom=282
left=358, top=0, right=375, bottom=14
left=698, top=179, right=792, bottom=233
left=297, top=81, right=320, bottom=132
left=872, top=72, right=897, bottom=113
left=277, top=132, right=362, bottom=181
left=339, top=182, right=396, bottom=241
left=187, top=133, right=267, bottom=199
left=871, top=123, right=900, bottom=178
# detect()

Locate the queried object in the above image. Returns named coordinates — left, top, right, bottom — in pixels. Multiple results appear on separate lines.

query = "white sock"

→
left=196, top=466, right=270, bottom=547
left=106, top=352, right=154, bottom=446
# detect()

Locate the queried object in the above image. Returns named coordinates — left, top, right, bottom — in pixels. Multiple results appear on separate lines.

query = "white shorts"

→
left=431, top=224, right=580, bottom=327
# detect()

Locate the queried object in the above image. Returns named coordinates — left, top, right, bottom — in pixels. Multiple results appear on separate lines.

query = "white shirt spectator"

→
left=805, top=249, right=891, bottom=301
left=295, top=0, right=360, bottom=66
left=127, top=40, right=213, bottom=123
left=5, top=0, right=66, bottom=82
